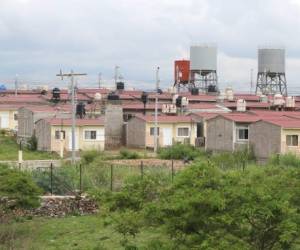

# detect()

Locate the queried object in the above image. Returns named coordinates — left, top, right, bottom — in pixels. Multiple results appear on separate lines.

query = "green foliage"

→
left=119, top=149, right=140, bottom=159
left=268, top=153, right=300, bottom=167
left=105, top=173, right=169, bottom=212
left=81, top=150, right=102, bottom=164
left=0, top=134, right=58, bottom=160
left=153, top=163, right=300, bottom=249
left=27, top=135, right=38, bottom=151
left=0, top=165, right=41, bottom=210
left=209, top=147, right=255, bottom=170
left=158, top=143, right=205, bottom=160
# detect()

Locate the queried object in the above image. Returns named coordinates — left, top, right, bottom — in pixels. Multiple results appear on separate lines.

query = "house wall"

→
left=49, top=125, right=105, bottom=152
left=281, top=129, right=300, bottom=156
left=206, top=117, right=234, bottom=152
left=105, top=105, right=123, bottom=149
left=249, top=121, right=281, bottom=160
left=36, top=119, right=51, bottom=151
left=126, top=117, right=146, bottom=148
left=145, top=121, right=197, bottom=148
left=0, top=110, right=18, bottom=130
left=17, top=107, right=34, bottom=139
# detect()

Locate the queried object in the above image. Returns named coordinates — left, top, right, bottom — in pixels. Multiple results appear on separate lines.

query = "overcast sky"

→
left=0, top=0, right=300, bottom=93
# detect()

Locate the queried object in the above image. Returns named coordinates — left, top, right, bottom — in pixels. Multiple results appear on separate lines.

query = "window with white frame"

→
left=55, top=130, right=65, bottom=140
left=236, top=126, right=249, bottom=141
left=150, top=127, right=160, bottom=136
left=286, top=135, right=298, bottom=146
left=84, top=130, right=97, bottom=140
left=177, top=127, right=189, bottom=137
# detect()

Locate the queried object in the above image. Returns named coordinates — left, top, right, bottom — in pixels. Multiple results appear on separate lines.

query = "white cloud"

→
left=0, top=0, right=299, bottom=93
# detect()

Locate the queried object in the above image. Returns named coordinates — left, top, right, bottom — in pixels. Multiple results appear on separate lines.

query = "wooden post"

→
left=110, top=164, right=113, bottom=191
left=50, top=163, right=53, bottom=195
left=171, top=160, right=174, bottom=183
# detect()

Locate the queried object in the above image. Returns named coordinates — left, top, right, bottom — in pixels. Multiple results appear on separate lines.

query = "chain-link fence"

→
left=30, top=160, right=179, bottom=195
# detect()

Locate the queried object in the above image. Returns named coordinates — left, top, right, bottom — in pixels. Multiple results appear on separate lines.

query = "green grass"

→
left=0, top=215, right=168, bottom=250
left=0, top=135, right=59, bottom=161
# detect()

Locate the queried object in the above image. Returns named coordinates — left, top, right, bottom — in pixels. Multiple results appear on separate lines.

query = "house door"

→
left=0, top=112, right=9, bottom=128
left=68, top=131, right=79, bottom=151
left=162, top=127, right=172, bottom=146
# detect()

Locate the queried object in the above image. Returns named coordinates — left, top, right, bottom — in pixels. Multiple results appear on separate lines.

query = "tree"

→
left=0, top=165, right=41, bottom=210
left=156, top=163, right=300, bottom=249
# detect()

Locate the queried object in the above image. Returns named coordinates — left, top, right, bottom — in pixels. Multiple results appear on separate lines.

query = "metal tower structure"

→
left=256, top=48, right=287, bottom=96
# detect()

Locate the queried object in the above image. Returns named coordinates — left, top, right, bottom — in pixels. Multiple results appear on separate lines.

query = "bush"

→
left=0, top=165, right=42, bottom=210
left=268, top=153, right=300, bottom=167
left=158, top=143, right=205, bottom=160
left=119, top=149, right=140, bottom=159
left=81, top=150, right=101, bottom=164
left=27, top=135, right=38, bottom=151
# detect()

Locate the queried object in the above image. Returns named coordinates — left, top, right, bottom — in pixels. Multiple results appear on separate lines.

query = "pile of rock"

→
left=32, top=195, right=99, bottom=217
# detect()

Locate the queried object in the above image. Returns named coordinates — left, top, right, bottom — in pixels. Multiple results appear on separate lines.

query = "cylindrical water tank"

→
left=258, top=48, right=285, bottom=74
left=190, top=45, right=217, bottom=72
left=174, top=60, right=190, bottom=83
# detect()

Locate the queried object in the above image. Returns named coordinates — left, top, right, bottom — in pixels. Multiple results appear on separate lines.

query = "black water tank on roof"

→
left=207, top=85, right=217, bottom=93
left=76, top=102, right=86, bottom=119
left=176, top=96, right=183, bottom=107
left=107, top=92, right=120, bottom=100
left=141, top=92, right=148, bottom=105
left=191, top=88, right=199, bottom=95
left=116, top=82, right=125, bottom=90
left=52, top=88, right=60, bottom=100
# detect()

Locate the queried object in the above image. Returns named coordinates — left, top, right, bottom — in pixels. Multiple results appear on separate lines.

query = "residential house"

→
left=249, top=117, right=300, bottom=160
left=0, top=105, right=20, bottom=130
left=35, top=118, right=105, bottom=152
left=126, top=114, right=197, bottom=148
left=205, top=113, right=260, bottom=152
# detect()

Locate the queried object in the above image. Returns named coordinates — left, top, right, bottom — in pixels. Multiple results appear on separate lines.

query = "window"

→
left=177, top=127, right=189, bottom=137
left=286, top=135, right=298, bottom=146
left=85, top=130, right=97, bottom=140
left=55, top=130, right=65, bottom=140
left=150, top=127, right=160, bottom=136
left=236, top=126, right=249, bottom=141
left=13, top=113, right=18, bottom=121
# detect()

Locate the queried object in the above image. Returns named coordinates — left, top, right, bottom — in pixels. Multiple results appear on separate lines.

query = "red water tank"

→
left=174, top=60, right=190, bottom=84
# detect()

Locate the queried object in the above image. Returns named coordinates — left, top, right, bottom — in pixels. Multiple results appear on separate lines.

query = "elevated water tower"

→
left=174, top=60, right=190, bottom=92
left=256, top=47, right=287, bottom=96
left=189, top=45, right=218, bottom=93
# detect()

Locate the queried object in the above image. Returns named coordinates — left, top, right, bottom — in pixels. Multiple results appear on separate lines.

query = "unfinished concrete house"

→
left=205, top=113, right=259, bottom=152
left=17, top=106, right=71, bottom=141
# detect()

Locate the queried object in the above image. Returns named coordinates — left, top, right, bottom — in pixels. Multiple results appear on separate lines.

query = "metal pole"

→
left=50, top=163, right=53, bottom=195
left=171, top=160, right=174, bottom=183
left=110, top=164, right=113, bottom=191
left=154, top=66, right=160, bottom=154
left=79, top=164, right=82, bottom=194
left=141, top=161, right=144, bottom=179
left=98, top=73, right=102, bottom=89
left=71, top=70, right=76, bottom=164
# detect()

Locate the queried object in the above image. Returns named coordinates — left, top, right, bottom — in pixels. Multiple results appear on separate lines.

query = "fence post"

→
left=171, top=160, right=174, bottom=183
left=50, top=162, right=53, bottom=195
left=110, top=164, right=114, bottom=191
left=140, top=161, right=144, bottom=179
left=79, top=164, right=82, bottom=194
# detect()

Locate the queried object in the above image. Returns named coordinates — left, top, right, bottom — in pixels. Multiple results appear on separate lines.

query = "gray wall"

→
left=35, top=119, right=51, bottom=151
left=249, top=121, right=281, bottom=160
left=126, top=117, right=146, bottom=148
left=105, top=105, right=124, bottom=149
left=206, top=116, right=234, bottom=152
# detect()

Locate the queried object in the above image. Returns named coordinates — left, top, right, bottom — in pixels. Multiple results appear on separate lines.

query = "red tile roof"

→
left=209, top=113, right=260, bottom=123
left=43, top=117, right=105, bottom=126
left=191, top=112, right=220, bottom=119
left=135, top=114, right=194, bottom=123
left=0, top=95, right=46, bottom=103
left=258, top=117, right=300, bottom=129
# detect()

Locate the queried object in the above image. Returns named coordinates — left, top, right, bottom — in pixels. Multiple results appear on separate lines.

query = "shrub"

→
left=0, top=164, right=41, bottom=210
left=158, top=143, right=205, bottom=160
left=119, top=149, right=140, bottom=159
left=27, top=135, right=38, bottom=151
left=268, top=153, right=300, bottom=167
left=81, top=150, right=100, bottom=164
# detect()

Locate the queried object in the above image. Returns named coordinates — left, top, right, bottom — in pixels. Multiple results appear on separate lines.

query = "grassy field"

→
left=1, top=215, right=167, bottom=250
left=0, top=135, right=59, bottom=161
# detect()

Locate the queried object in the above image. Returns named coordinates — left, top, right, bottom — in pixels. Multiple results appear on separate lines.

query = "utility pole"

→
left=15, top=74, right=18, bottom=96
left=56, top=70, right=87, bottom=164
left=154, top=66, right=160, bottom=154
left=98, top=73, right=102, bottom=89
left=250, top=68, right=253, bottom=94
